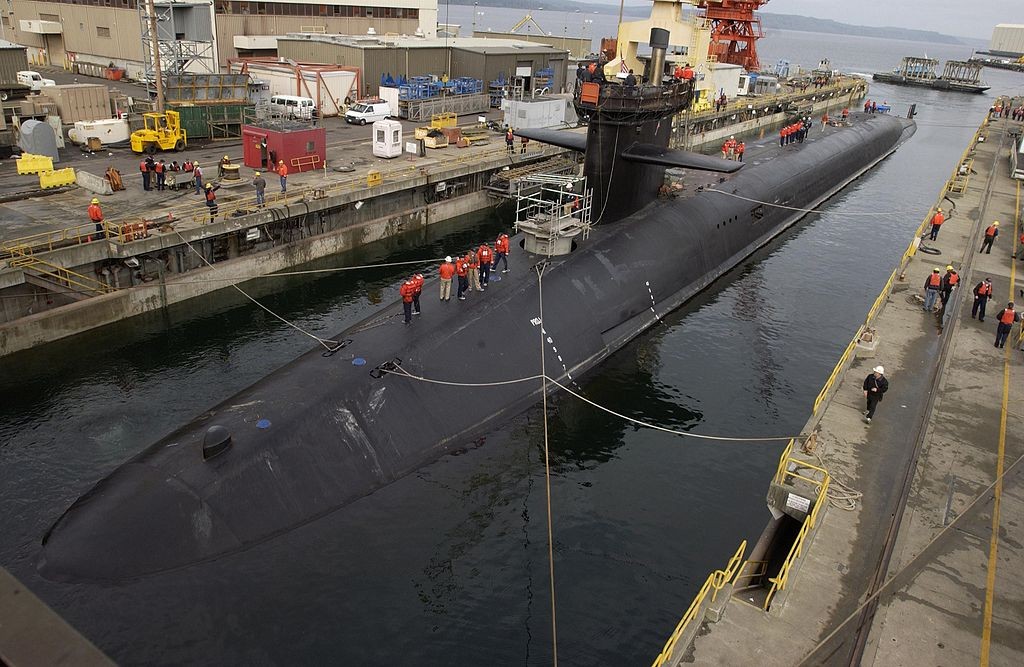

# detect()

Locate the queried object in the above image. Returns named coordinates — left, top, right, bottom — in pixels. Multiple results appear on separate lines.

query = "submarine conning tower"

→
left=576, top=27, right=693, bottom=224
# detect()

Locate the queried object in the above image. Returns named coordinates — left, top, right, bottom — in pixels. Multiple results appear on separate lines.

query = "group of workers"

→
left=399, top=233, right=512, bottom=324
left=990, top=98, right=1024, bottom=121
left=138, top=157, right=205, bottom=191
left=780, top=117, right=812, bottom=146
left=719, top=136, right=745, bottom=161
left=863, top=100, right=884, bottom=114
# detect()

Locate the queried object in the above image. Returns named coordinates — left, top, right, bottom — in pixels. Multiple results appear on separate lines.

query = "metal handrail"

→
left=650, top=540, right=747, bottom=667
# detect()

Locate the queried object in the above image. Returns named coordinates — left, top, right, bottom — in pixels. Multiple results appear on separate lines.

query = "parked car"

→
left=345, top=100, right=391, bottom=125
left=16, top=70, right=56, bottom=91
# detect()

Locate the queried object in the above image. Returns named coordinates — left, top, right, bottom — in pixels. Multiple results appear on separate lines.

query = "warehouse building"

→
left=2, top=0, right=437, bottom=77
left=276, top=34, right=569, bottom=98
left=988, top=24, right=1024, bottom=58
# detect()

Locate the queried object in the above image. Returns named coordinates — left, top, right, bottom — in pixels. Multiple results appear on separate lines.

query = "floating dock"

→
left=652, top=114, right=1024, bottom=665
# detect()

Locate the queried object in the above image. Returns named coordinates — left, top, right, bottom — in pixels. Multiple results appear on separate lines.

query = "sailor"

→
left=477, top=242, right=494, bottom=288
left=972, top=277, right=994, bottom=321
left=576, top=63, right=586, bottom=84
left=779, top=126, right=787, bottom=147
left=940, top=266, right=959, bottom=307
left=439, top=256, right=455, bottom=301
left=154, top=159, right=166, bottom=190
left=170, top=160, right=180, bottom=172
left=87, top=198, right=104, bottom=238
left=979, top=221, right=999, bottom=254
left=252, top=171, right=266, bottom=207
left=494, top=233, right=510, bottom=273
left=455, top=254, right=470, bottom=300
left=140, top=157, right=152, bottom=191
left=204, top=182, right=220, bottom=223
left=218, top=155, right=230, bottom=178
left=681, top=63, right=694, bottom=81
left=673, top=64, right=684, bottom=80
left=922, top=267, right=942, bottom=312
left=520, top=135, right=529, bottom=154
left=466, top=250, right=481, bottom=293
left=841, top=107, right=849, bottom=121
left=994, top=302, right=1019, bottom=348
left=862, top=365, right=888, bottom=424
left=735, top=141, right=745, bottom=162
left=193, top=162, right=204, bottom=195
left=411, top=273, right=424, bottom=315
left=399, top=277, right=416, bottom=324
left=277, top=160, right=288, bottom=193
left=864, top=99, right=871, bottom=114
left=928, top=207, right=945, bottom=241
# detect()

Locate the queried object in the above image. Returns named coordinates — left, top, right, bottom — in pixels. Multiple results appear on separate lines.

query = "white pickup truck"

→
left=16, top=70, right=57, bottom=91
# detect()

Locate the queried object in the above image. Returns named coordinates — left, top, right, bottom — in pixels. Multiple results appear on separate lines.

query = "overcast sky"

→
left=759, top=0, right=1018, bottom=39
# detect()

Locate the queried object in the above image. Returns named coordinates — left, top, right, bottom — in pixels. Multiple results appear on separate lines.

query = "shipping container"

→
left=169, top=103, right=254, bottom=140
left=41, top=84, right=111, bottom=123
left=0, top=40, right=30, bottom=85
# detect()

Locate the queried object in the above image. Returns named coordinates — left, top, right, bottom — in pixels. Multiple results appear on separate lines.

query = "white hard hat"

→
left=445, top=255, right=452, bottom=263
left=873, top=366, right=885, bottom=374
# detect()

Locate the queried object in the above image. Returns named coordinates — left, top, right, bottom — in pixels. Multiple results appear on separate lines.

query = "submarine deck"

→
left=678, top=116, right=1024, bottom=664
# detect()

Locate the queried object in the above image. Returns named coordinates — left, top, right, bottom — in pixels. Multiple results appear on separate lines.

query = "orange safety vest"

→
left=927, top=273, right=941, bottom=288
left=206, top=189, right=216, bottom=203
left=87, top=203, right=103, bottom=222
left=947, top=272, right=959, bottom=286
left=439, top=262, right=455, bottom=280
left=497, top=235, right=509, bottom=253
left=477, top=245, right=492, bottom=264
left=736, top=143, right=745, bottom=154
left=412, top=274, right=424, bottom=293
left=455, top=260, right=468, bottom=277
left=466, top=253, right=478, bottom=269
left=155, top=162, right=165, bottom=174
left=278, top=164, right=288, bottom=177
left=977, top=282, right=992, bottom=296
left=999, top=308, right=1016, bottom=325
left=931, top=212, right=944, bottom=226
left=399, top=280, right=415, bottom=303
left=985, top=225, right=997, bottom=237
left=140, top=160, right=148, bottom=172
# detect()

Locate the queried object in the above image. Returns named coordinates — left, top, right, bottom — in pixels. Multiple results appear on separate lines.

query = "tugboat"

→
left=873, top=56, right=990, bottom=93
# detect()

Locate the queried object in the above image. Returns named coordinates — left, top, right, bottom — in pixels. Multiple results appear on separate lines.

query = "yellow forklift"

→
left=130, top=110, right=187, bottom=154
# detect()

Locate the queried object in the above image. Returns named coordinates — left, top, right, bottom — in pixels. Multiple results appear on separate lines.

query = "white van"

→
left=17, top=70, right=56, bottom=91
left=345, top=100, right=391, bottom=125
left=270, top=95, right=316, bottom=120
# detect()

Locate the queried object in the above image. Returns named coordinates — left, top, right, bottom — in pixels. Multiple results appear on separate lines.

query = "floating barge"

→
left=873, top=57, right=990, bottom=94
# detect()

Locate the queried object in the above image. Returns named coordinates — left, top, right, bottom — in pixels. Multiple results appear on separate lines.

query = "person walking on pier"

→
left=972, top=278, right=994, bottom=321
left=277, top=160, right=288, bottom=193
left=940, top=266, right=959, bottom=307
left=193, top=162, right=204, bottom=195
left=477, top=242, right=494, bottom=288
left=411, top=273, right=424, bottom=315
left=494, top=233, right=510, bottom=273
left=439, top=256, right=455, bottom=301
left=1014, top=229, right=1024, bottom=260
left=140, top=157, right=152, bottom=191
left=466, top=250, right=481, bottom=293
left=979, top=221, right=999, bottom=254
left=923, top=267, right=943, bottom=312
left=400, top=277, right=416, bottom=325
left=862, top=365, right=888, bottom=423
left=928, top=207, right=945, bottom=241
left=252, top=172, right=266, bottom=207
left=204, top=183, right=220, bottom=223
left=520, top=135, right=529, bottom=154
left=455, top=255, right=470, bottom=300
left=155, top=159, right=166, bottom=191
left=995, top=302, right=1019, bottom=348
left=505, top=128, right=515, bottom=155
left=87, top=198, right=104, bottom=239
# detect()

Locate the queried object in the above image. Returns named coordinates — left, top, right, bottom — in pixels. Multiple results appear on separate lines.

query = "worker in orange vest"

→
left=922, top=267, right=942, bottom=312
left=411, top=273, right=424, bottom=315
left=455, top=254, right=470, bottom=300
left=87, top=197, right=105, bottom=239
left=204, top=182, right=220, bottom=223
left=399, top=277, right=417, bottom=324
left=155, top=159, right=166, bottom=190
left=928, top=207, right=945, bottom=241
left=994, top=302, right=1019, bottom=348
left=438, top=256, right=455, bottom=301
left=277, top=160, right=288, bottom=193
left=940, top=265, right=959, bottom=307
left=980, top=221, right=999, bottom=254
left=494, top=233, right=510, bottom=273
left=779, top=126, right=788, bottom=147
left=972, top=278, right=994, bottom=321
left=465, top=249, right=481, bottom=293
left=476, top=242, right=494, bottom=288
left=1016, top=230, right=1024, bottom=260
left=140, top=157, right=152, bottom=191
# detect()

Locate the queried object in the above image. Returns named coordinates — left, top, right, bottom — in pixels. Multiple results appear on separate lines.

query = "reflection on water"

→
left=1, top=29, right=1015, bottom=665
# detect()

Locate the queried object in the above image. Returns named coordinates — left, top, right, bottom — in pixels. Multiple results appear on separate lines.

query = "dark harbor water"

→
left=2, top=27, right=1022, bottom=666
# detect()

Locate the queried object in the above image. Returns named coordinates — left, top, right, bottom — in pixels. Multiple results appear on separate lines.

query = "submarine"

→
left=40, top=29, right=916, bottom=581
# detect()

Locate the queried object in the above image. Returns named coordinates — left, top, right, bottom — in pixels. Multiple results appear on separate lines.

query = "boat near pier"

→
left=873, top=56, right=991, bottom=93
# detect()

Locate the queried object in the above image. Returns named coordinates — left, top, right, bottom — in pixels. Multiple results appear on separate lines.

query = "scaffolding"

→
left=697, top=0, right=767, bottom=72
left=139, top=0, right=216, bottom=101
left=514, top=174, right=592, bottom=257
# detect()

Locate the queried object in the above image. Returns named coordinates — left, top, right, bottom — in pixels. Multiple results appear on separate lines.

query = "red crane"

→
left=696, top=0, right=768, bottom=72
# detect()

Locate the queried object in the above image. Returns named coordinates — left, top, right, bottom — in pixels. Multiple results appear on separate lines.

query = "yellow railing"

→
left=10, top=255, right=114, bottom=295
left=812, top=329, right=862, bottom=414
left=763, top=449, right=831, bottom=610
left=651, top=540, right=747, bottom=667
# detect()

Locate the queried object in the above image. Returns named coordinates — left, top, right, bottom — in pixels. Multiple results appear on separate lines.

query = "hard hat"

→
left=937, top=208, right=942, bottom=212
left=946, top=265, right=954, bottom=270
left=993, top=221, right=1000, bottom=226
left=224, top=155, right=229, bottom=160
left=206, top=182, right=213, bottom=189
left=279, top=160, right=284, bottom=164
left=933, top=267, right=941, bottom=272
left=254, top=171, right=260, bottom=176
left=445, top=256, right=452, bottom=263
left=91, top=197, right=99, bottom=204
left=194, top=161, right=199, bottom=165
left=873, top=366, right=885, bottom=374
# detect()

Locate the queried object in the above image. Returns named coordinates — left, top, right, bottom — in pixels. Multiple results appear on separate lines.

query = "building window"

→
left=97, top=26, right=111, bottom=38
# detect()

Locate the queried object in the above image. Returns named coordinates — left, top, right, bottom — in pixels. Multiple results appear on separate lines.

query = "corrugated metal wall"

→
left=364, top=47, right=448, bottom=86
left=991, top=25, right=1024, bottom=56
left=0, top=46, right=30, bottom=85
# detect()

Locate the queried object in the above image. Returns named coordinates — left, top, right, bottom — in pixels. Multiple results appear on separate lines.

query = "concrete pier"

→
left=667, top=116, right=1024, bottom=665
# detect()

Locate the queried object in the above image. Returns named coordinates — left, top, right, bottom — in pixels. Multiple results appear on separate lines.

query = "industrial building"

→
left=988, top=24, right=1024, bottom=58
left=275, top=34, right=569, bottom=97
left=1, top=0, right=438, bottom=78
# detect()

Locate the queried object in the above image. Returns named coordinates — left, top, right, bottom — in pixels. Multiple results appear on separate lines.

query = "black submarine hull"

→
left=39, top=114, right=915, bottom=581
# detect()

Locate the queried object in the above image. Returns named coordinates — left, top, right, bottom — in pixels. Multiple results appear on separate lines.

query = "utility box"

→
left=242, top=120, right=326, bottom=173
left=372, top=119, right=403, bottom=159
left=501, top=97, right=568, bottom=130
